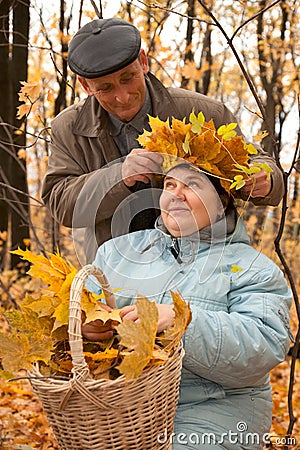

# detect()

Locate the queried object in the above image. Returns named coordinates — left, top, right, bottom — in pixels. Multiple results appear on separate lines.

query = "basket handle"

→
left=68, top=264, right=117, bottom=374
left=59, top=265, right=117, bottom=410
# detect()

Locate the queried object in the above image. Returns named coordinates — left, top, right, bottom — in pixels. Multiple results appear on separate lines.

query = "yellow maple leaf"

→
left=230, top=175, right=246, bottom=190
left=85, top=307, right=122, bottom=325
left=0, top=334, right=50, bottom=372
left=157, top=291, right=192, bottom=351
left=56, top=269, right=77, bottom=302
left=85, top=348, right=119, bottom=362
left=23, top=292, right=58, bottom=318
left=19, top=81, right=41, bottom=100
left=244, top=142, right=258, bottom=155
left=11, top=248, right=75, bottom=293
left=49, top=252, right=76, bottom=275
left=217, top=123, right=237, bottom=140
left=18, top=149, right=26, bottom=159
left=254, top=162, right=273, bottom=179
left=116, top=296, right=158, bottom=380
left=137, top=116, right=180, bottom=157
left=86, top=348, right=120, bottom=379
left=0, top=309, right=52, bottom=372
left=17, top=103, right=31, bottom=119
left=253, top=130, right=269, bottom=142
left=190, top=110, right=205, bottom=133
left=230, top=264, right=243, bottom=273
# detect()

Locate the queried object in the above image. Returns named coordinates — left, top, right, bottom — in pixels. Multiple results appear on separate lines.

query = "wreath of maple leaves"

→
left=137, top=111, right=272, bottom=193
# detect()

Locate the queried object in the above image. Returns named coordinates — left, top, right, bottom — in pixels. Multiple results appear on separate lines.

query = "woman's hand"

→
left=120, top=303, right=175, bottom=333
left=82, top=302, right=114, bottom=341
left=82, top=320, right=114, bottom=341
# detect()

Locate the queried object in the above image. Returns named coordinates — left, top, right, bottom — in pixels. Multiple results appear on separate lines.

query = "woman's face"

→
left=160, top=167, right=224, bottom=237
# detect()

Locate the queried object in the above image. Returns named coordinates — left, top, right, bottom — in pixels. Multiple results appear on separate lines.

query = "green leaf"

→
left=217, top=123, right=237, bottom=141
left=233, top=163, right=261, bottom=175
left=230, top=175, right=245, bottom=190
left=244, top=142, right=258, bottom=155
left=254, top=162, right=273, bottom=179
left=182, top=132, right=191, bottom=154
left=189, top=110, right=204, bottom=134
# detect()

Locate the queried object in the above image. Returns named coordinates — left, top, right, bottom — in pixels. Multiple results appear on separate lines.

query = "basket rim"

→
left=29, top=341, right=183, bottom=387
left=29, top=342, right=184, bottom=410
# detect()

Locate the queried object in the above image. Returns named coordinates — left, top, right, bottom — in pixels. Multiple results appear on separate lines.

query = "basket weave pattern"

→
left=30, top=265, right=183, bottom=450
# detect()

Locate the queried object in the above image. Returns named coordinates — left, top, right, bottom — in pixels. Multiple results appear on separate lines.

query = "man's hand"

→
left=120, top=303, right=175, bottom=333
left=241, top=169, right=271, bottom=198
left=122, top=148, right=163, bottom=187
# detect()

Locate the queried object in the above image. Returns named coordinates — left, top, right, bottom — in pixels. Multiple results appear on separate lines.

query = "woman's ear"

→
left=215, top=194, right=229, bottom=219
left=78, top=76, right=94, bottom=96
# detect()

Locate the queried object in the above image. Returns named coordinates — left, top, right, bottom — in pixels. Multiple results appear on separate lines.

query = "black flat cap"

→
left=68, top=18, right=141, bottom=78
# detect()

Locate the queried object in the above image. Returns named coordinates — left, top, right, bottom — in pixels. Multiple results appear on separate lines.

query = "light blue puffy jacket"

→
left=87, top=213, right=292, bottom=449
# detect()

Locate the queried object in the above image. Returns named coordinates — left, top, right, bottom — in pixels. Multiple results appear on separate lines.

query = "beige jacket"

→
left=42, top=73, right=284, bottom=261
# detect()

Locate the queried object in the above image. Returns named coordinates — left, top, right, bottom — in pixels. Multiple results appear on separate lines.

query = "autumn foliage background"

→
left=0, top=0, right=299, bottom=449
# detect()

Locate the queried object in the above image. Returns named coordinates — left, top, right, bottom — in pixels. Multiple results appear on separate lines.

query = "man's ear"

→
left=78, top=76, right=93, bottom=96
left=139, top=49, right=149, bottom=74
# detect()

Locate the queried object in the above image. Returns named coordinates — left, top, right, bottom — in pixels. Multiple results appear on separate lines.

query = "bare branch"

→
left=0, top=167, right=47, bottom=257
left=231, top=0, right=281, bottom=41
left=89, top=0, right=102, bottom=18
left=0, top=277, right=19, bottom=309
left=0, top=181, right=44, bottom=206
left=133, top=0, right=212, bottom=25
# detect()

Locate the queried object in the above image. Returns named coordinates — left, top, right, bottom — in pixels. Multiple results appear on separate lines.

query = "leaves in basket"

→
left=116, top=296, right=158, bottom=380
left=85, top=306, right=122, bottom=325
left=85, top=348, right=120, bottom=380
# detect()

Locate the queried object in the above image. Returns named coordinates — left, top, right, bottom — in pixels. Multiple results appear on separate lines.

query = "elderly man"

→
left=42, top=18, right=283, bottom=262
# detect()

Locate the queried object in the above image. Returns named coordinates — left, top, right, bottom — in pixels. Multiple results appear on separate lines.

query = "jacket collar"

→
left=71, top=72, right=181, bottom=138
left=147, top=210, right=248, bottom=264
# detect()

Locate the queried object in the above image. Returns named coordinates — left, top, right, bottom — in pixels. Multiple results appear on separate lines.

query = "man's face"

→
left=80, top=50, right=149, bottom=122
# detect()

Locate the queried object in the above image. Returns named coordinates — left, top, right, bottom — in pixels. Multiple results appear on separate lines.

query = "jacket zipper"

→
left=170, top=237, right=182, bottom=263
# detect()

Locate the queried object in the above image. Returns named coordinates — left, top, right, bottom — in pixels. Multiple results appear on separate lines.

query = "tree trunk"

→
left=10, top=0, right=30, bottom=268
left=54, top=0, right=68, bottom=116
left=0, top=0, right=11, bottom=268
left=181, top=0, right=195, bottom=89
left=195, top=23, right=212, bottom=95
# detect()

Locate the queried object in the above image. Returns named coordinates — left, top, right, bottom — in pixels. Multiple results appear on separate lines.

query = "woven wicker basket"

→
left=29, top=264, right=184, bottom=450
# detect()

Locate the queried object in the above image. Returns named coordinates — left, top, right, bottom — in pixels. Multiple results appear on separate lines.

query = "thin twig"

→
left=0, top=278, right=19, bottom=309
left=231, top=0, right=282, bottom=41
left=0, top=181, right=44, bottom=206
left=0, top=168, right=47, bottom=257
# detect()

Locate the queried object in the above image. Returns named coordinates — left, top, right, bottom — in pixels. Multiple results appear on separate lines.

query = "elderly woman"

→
left=84, top=163, right=291, bottom=450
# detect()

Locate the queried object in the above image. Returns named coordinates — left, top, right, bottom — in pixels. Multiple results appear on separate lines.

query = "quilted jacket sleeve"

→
left=183, top=263, right=292, bottom=388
